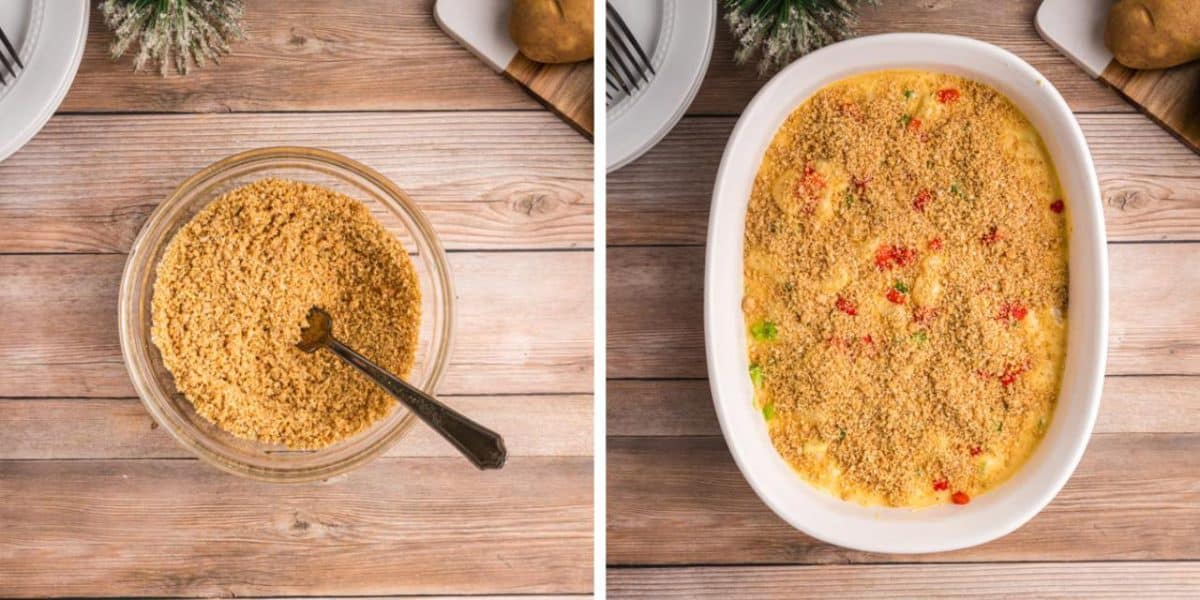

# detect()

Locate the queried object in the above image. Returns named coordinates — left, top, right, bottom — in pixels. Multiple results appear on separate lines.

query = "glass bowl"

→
left=119, top=147, right=454, bottom=482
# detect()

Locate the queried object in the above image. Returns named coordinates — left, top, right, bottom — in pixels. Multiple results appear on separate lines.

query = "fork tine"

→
left=0, top=24, right=22, bottom=70
left=606, top=38, right=640, bottom=94
left=606, top=3, right=655, bottom=76
left=0, top=47, right=14, bottom=83
left=605, top=51, right=635, bottom=96
left=609, top=30, right=648, bottom=87
left=605, top=68, right=629, bottom=97
left=609, top=14, right=657, bottom=90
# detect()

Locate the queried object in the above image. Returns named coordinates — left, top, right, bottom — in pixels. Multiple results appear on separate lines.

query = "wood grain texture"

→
left=607, top=244, right=1200, bottom=378
left=0, top=395, right=591, bottom=459
left=608, top=114, right=1200, bottom=245
left=609, top=563, right=1200, bottom=599
left=691, top=0, right=1128, bottom=115
left=607, top=376, right=1200, bottom=437
left=1102, top=60, right=1200, bottom=155
left=607, top=433, right=1200, bottom=565
left=61, top=0, right=537, bottom=113
left=505, top=54, right=594, bottom=139
left=0, top=112, right=592, bottom=253
left=0, top=456, right=591, bottom=597
left=0, top=252, right=591, bottom=398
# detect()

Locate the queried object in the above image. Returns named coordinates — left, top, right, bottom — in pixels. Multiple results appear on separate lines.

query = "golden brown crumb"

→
left=743, top=71, right=1068, bottom=506
left=151, top=178, right=421, bottom=449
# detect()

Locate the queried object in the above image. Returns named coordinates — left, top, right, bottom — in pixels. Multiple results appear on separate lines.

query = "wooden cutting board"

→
left=1037, top=0, right=1200, bottom=154
left=435, top=0, right=594, bottom=140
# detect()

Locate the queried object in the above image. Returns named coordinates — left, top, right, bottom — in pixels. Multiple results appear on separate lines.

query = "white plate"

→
left=705, top=34, right=1108, bottom=553
left=0, top=0, right=88, bottom=162
left=606, top=0, right=715, bottom=172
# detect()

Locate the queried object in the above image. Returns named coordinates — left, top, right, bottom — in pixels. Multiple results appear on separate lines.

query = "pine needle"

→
left=101, top=0, right=245, bottom=76
left=724, top=0, right=878, bottom=75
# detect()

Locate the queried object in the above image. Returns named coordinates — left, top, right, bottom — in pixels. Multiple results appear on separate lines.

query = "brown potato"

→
left=509, top=0, right=594, bottom=64
left=1106, top=0, right=1200, bottom=69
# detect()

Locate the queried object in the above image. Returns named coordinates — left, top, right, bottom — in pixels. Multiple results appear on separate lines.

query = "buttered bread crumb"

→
left=151, top=178, right=421, bottom=449
left=743, top=71, right=1068, bottom=507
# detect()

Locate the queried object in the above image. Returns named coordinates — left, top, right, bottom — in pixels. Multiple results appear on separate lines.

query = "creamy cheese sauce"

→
left=743, top=70, right=1068, bottom=507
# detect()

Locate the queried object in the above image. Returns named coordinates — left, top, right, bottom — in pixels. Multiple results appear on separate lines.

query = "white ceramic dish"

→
left=606, top=0, right=715, bottom=172
left=0, top=0, right=88, bottom=163
left=705, top=34, right=1108, bottom=554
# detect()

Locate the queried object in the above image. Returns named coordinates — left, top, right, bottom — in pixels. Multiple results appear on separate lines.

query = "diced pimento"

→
left=1050, top=199, right=1065, bottom=213
left=928, top=238, right=943, bottom=252
left=936, top=88, right=961, bottom=104
left=836, top=296, right=858, bottom=316
left=981, top=226, right=1003, bottom=245
left=970, top=446, right=982, bottom=456
left=912, top=306, right=938, bottom=324
left=999, top=364, right=1027, bottom=387
left=933, top=479, right=949, bottom=491
left=886, top=288, right=906, bottom=304
left=952, top=491, right=971, bottom=504
left=875, top=244, right=918, bottom=270
left=996, top=301, right=1028, bottom=323
left=913, top=189, right=933, bottom=213
left=907, top=117, right=922, bottom=132
left=862, top=334, right=875, bottom=346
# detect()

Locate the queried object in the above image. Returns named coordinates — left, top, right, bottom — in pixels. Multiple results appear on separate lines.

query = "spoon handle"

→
left=325, top=338, right=506, bottom=470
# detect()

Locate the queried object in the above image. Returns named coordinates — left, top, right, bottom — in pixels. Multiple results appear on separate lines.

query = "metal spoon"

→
left=297, top=307, right=506, bottom=470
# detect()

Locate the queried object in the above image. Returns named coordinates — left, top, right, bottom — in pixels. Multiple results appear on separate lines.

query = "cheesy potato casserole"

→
left=743, top=70, right=1068, bottom=507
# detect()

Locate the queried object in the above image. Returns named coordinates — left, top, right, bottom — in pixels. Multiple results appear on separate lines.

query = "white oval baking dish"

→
left=705, top=33, right=1108, bottom=553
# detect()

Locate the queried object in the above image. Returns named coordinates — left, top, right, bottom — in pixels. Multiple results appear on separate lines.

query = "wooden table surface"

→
left=607, top=1, right=1199, bottom=597
left=0, top=1, right=592, bottom=597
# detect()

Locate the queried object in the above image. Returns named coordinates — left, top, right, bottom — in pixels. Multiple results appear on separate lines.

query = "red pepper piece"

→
left=912, top=306, right=939, bottom=325
left=952, top=491, right=971, bottom=504
left=886, top=288, right=906, bottom=305
left=792, top=164, right=827, bottom=211
left=875, top=244, right=918, bottom=270
left=928, top=238, right=943, bottom=252
left=970, top=446, right=982, bottom=456
left=1050, top=199, right=1065, bottom=213
left=913, top=189, right=933, bottom=213
left=835, top=296, right=858, bottom=316
left=936, top=88, right=961, bottom=104
left=996, top=302, right=1028, bottom=323
left=981, top=226, right=1003, bottom=245
left=907, top=117, right=922, bottom=132
left=999, top=364, right=1027, bottom=387
left=933, top=479, right=949, bottom=491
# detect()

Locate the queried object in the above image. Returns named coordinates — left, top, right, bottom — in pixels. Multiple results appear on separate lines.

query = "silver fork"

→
left=0, top=23, right=23, bottom=85
left=606, top=1, right=656, bottom=104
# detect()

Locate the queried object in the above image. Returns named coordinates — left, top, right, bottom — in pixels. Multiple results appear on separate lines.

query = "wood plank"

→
left=607, top=376, right=1200, bottom=437
left=607, top=433, right=1200, bottom=565
left=0, top=252, right=591, bottom=398
left=691, top=0, right=1128, bottom=115
left=1102, top=59, right=1200, bottom=156
left=61, top=0, right=536, bottom=113
left=0, top=456, right=591, bottom=597
left=606, top=244, right=1200, bottom=378
left=608, top=563, right=1200, bottom=599
left=0, top=112, right=592, bottom=253
left=505, top=55, right=594, bottom=139
left=608, top=114, right=1200, bottom=245
left=0, top=395, right=590, bottom=459
left=251, top=597, right=587, bottom=600
left=250, top=597, right=587, bottom=600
